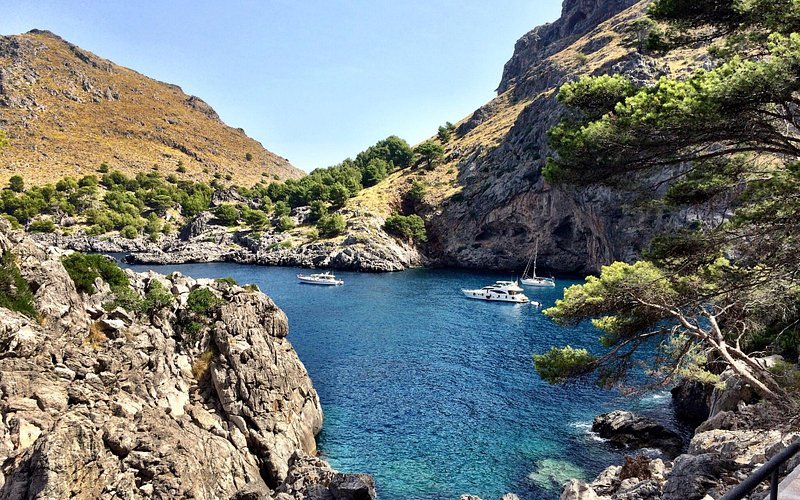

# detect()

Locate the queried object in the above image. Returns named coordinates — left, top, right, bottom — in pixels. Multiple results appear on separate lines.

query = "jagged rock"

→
left=501, top=494, right=520, bottom=500
left=0, top=221, right=371, bottom=498
left=709, top=370, right=758, bottom=416
left=561, top=480, right=600, bottom=500
left=276, top=451, right=376, bottom=499
left=179, top=211, right=214, bottom=241
left=671, top=379, right=713, bottom=426
left=592, top=411, right=684, bottom=457
left=662, top=454, right=725, bottom=500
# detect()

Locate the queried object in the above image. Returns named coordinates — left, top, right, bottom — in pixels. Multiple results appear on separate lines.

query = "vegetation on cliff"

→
left=536, top=0, right=800, bottom=407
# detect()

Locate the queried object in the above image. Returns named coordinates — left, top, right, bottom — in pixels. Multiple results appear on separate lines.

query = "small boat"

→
left=297, top=271, right=343, bottom=286
left=461, top=280, right=536, bottom=304
left=521, top=238, right=556, bottom=288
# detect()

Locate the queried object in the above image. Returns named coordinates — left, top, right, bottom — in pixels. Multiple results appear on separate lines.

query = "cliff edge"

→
left=0, top=219, right=374, bottom=498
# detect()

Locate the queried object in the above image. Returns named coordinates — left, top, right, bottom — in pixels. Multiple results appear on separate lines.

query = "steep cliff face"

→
left=0, top=30, right=303, bottom=187
left=0, top=220, right=373, bottom=499
left=354, top=0, right=708, bottom=273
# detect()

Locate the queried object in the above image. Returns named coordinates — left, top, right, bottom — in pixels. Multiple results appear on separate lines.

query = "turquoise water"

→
left=119, top=262, right=677, bottom=499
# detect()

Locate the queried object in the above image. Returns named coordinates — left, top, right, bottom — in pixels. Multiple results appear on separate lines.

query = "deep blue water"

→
left=118, top=261, right=677, bottom=499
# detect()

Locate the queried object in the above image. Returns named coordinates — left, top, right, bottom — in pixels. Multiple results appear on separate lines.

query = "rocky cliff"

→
left=0, top=30, right=303, bottom=187
left=0, top=219, right=374, bottom=498
left=352, top=0, right=709, bottom=274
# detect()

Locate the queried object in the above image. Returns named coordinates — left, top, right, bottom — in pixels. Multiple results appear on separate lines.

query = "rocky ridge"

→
left=30, top=206, right=423, bottom=272
left=0, top=30, right=302, bottom=187
left=351, top=0, right=714, bottom=274
left=0, top=218, right=374, bottom=498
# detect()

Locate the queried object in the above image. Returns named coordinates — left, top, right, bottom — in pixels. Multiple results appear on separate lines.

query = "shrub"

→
left=214, top=204, right=239, bottom=226
left=317, top=213, right=346, bottom=237
left=192, top=348, right=215, bottom=380
left=120, top=225, right=139, bottom=239
left=8, top=175, right=24, bottom=193
left=384, top=214, right=427, bottom=242
left=0, top=251, right=37, bottom=318
left=105, top=285, right=144, bottom=313
left=183, top=321, right=205, bottom=346
left=186, top=288, right=222, bottom=315
left=62, top=253, right=129, bottom=295
left=275, top=215, right=295, bottom=232
left=407, top=180, right=426, bottom=204
left=215, top=277, right=238, bottom=286
left=98, top=163, right=110, bottom=173
left=245, top=152, right=253, bottom=161
left=177, top=165, right=187, bottom=174
left=28, top=219, right=56, bottom=233
left=143, top=280, right=174, bottom=315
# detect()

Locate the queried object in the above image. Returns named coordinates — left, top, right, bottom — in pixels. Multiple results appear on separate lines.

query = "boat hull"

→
left=297, top=275, right=343, bottom=286
left=461, top=289, right=530, bottom=303
left=520, top=278, right=556, bottom=287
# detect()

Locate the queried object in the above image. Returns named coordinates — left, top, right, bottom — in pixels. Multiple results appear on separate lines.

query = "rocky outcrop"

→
left=0, top=219, right=373, bottom=498
left=31, top=209, right=423, bottom=273
left=670, top=379, right=713, bottom=426
left=592, top=411, right=684, bottom=457
left=564, top=402, right=800, bottom=499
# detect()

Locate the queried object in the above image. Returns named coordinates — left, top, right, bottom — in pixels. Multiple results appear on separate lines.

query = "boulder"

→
left=671, top=379, right=712, bottom=426
left=560, top=480, right=599, bottom=500
left=592, top=411, right=684, bottom=457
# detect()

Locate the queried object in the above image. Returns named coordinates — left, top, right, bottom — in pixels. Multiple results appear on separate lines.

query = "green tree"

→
left=537, top=0, right=800, bottom=406
left=214, top=204, right=239, bottom=226
left=407, top=180, right=426, bottom=205
left=8, top=176, right=24, bottom=193
left=437, top=122, right=455, bottom=143
left=316, top=213, right=346, bottom=237
left=384, top=214, right=427, bottom=243
left=308, top=200, right=329, bottom=223
left=362, top=158, right=389, bottom=187
left=414, top=141, right=445, bottom=170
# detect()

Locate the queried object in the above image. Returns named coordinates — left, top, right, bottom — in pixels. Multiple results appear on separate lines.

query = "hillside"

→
left=0, top=30, right=303, bottom=187
left=350, top=0, right=709, bottom=274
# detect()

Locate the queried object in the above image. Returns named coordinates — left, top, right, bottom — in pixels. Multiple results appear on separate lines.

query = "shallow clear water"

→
left=119, top=262, right=678, bottom=499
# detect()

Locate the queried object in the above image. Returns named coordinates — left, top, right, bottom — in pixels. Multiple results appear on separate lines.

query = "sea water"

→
left=119, top=262, right=679, bottom=499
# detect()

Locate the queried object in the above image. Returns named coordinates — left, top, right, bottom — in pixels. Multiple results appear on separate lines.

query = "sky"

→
left=3, top=1, right=563, bottom=172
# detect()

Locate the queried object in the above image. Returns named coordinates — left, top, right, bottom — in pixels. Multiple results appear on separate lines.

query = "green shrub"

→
left=28, top=219, right=56, bottom=233
left=275, top=215, right=295, bottom=232
left=183, top=321, right=204, bottom=345
left=407, top=180, right=426, bottom=204
left=214, top=204, right=239, bottom=226
left=245, top=152, right=253, bottom=161
left=98, top=163, right=110, bottom=173
left=186, top=288, right=222, bottom=315
left=215, top=277, right=238, bottom=286
left=120, top=225, right=139, bottom=239
left=62, top=253, right=129, bottom=295
left=143, top=280, right=174, bottom=315
left=0, top=251, right=37, bottom=318
left=8, top=175, right=24, bottom=193
left=105, top=285, right=144, bottom=313
left=316, top=213, right=346, bottom=237
left=384, top=214, right=427, bottom=242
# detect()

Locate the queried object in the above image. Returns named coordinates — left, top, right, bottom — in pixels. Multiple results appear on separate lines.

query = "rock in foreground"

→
left=0, top=219, right=373, bottom=499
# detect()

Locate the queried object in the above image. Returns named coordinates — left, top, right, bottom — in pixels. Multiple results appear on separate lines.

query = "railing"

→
left=719, top=440, right=800, bottom=500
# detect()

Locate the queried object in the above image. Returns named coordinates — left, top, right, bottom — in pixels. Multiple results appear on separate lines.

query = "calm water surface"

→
left=119, top=262, right=676, bottom=499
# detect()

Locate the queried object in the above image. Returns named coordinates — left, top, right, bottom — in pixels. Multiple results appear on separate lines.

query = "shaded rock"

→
left=662, top=454, right=725, bottom=500
left=671, top=379, right=712, bottom=426
left=593, top=411, right=683, bottom=457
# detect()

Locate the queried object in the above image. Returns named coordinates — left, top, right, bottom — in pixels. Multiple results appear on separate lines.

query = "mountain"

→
left=0, top=30, right=303, bottom=187
left=352, top=0, right=710, bottom=274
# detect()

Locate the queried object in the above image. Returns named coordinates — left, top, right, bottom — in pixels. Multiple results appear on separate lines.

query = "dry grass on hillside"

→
left=0, top=31, right=303, bottom=187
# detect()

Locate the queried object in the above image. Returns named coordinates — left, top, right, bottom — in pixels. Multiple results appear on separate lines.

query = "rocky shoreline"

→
left=0, top=219, right=375, bottom=499
left=30, top=208, right=424, bottom=273
left=559, top=370, right=799, bottom=500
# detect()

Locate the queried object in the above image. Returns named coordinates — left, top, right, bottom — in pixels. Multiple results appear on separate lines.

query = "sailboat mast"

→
left=533, top=238, right=539, bottom=278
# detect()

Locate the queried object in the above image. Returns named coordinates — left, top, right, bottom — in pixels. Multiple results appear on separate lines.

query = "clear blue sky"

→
left=4, top=1, right=563, bottom=171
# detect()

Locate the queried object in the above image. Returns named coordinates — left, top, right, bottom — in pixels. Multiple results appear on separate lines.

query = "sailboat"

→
left=521, top=239, right=556, bottom=287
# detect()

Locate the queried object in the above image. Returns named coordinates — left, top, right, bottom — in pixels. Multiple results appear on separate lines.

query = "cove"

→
left=119, top=261, right=678, bottom=499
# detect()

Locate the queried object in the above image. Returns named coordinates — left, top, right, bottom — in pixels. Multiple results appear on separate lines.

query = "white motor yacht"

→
left=462, top=280, right=536, bottom=304
left=297, top=271, right=344, bottom=286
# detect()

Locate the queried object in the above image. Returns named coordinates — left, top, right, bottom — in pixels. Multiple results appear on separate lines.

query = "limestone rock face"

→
left=0, top=219, right=372, bottom=499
